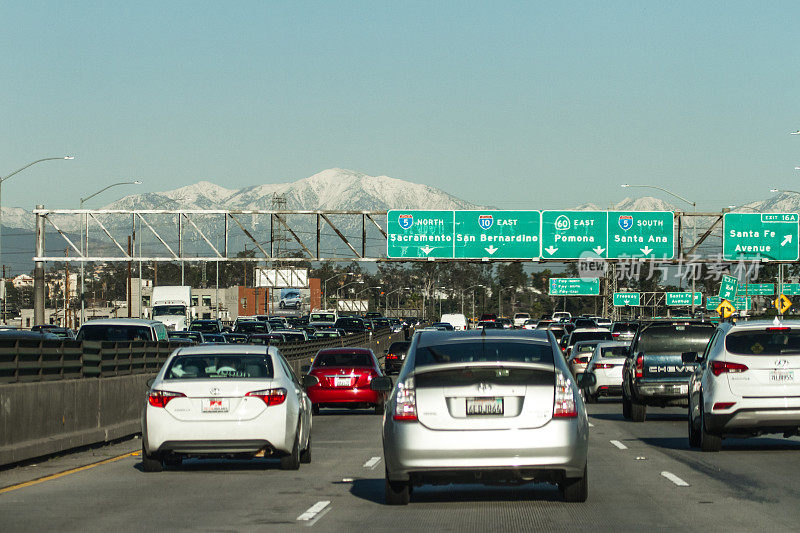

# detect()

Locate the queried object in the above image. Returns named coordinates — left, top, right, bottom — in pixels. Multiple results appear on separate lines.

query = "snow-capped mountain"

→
left=576, top=196, right=678, bottom=212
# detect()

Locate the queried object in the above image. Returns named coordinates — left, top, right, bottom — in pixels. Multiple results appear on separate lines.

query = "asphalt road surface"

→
left=2, top=400, right=800, bottom=532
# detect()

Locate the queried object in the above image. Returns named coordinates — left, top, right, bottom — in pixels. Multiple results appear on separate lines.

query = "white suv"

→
left=687, top=319, right=800, bottom=452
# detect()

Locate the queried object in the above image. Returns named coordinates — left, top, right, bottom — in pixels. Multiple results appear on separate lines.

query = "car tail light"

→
left=612, top=332, right=620, bottom=338
left=393, top=377, right=417, bottom=421
left=713, top=402, right=736, bottom=410
left=246, top=388, right=288, bottom=406
left=148, top=390, right=186, bottom=408
left=710, top=361, right=749, bottom=376
left=595, top=363, right=614, bottom=369
left=635, top=354, right=644, bottom=378
left=767, top=327, right=791, bottom=332
left=553, top=372, right=577, bottom=418
left=386, top=353, right=398, bottom=360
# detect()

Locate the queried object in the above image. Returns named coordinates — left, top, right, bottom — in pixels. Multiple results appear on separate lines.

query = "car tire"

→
left=374, top=402, right=385, bottom=415
left=700, top=401, right=722, bottom=452
left=385, top=474, right=410, bottom=505
left=622, top=394, right=632, bottom=419
left=312, top=404, right=320, bottom=415
left=141, top=446, right=163, bottom=473
left=280, top=423, right=301, bottom=470
left=279, top=302, right=285, bottom=309
left=561, top=464, right=588, bottom=503
left=584, top=389, right=597, bottom=404
left=300, top=434, right=312, bottom=464
left=688, top=405, right=701, bottom=448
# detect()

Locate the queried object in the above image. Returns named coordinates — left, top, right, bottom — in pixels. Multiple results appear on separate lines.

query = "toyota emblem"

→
left=209, top=387, right=221, bottom=396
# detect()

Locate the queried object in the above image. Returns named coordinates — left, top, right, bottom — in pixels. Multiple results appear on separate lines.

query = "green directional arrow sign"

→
left=613, top=292, right=641, bottom=306
left=541, top=211, right=607, bottom=259
left=549, top=278, right=601, bottom=296
left=719, top=274, right=739, bottom=300
left=723, top=213, right=799, bottom=261
left=737, top=283, right=775, bottom=296
left=780, top=283, right=800, bottom=295
left=607, top=211, right=675, bottom=259
left=454, top=211, right=540, bottom=259
left=666, top=292, right=702, bottom=306
left=387, top=210, right=454, bottom=258
left=706, top=296, right=722, bottom=311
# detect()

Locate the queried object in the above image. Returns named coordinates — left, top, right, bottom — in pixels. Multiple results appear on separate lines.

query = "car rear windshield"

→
left=314, top=352, right=373, bottom=367
left=388, top=341, right=411, bottom=353
left=726, top=330, right=800, bottom=355
left=310, top=313, right=336, bottom=322
left=190, top=322, right=219, bottom=332
left=414, top=341, right=554, bottom=367
left=235, top=322, right=269, bottom=333
left=570, top=331, right=613, bottom=344
left=78, top=325, right=152, bottom=341
left=164, top=354, right=273, bottom=379
left=335, top=318, right=363, bottom=327
left=636, top=324, right=715, bottom=354
left=601, top=346, right=629, bottom=358
left=574, top=343, right=597, bottom=353
left=612, top=323, right=638, bottom=333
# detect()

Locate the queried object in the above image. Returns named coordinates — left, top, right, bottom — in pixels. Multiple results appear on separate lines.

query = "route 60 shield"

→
left=618, top=215, right=633, bottom=231
left=398, top=214, right=413, bottom=230
left=478, top=215, right=493, bottom=230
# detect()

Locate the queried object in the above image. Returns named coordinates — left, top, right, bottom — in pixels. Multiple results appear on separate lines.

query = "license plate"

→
left=201, top=398, right=229, bottom=413
left=770, top=370, right=795, bottom=382
left=334, top=376, right=352, bottom=387
left=466, top=397, right=504, bottom=416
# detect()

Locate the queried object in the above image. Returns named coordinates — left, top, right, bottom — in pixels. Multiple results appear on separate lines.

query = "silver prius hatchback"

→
left=372, top=329, right=590, bottom=505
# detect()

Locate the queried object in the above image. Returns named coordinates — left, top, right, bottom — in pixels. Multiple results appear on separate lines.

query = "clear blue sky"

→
left=2, top=1, right=799, bottom=211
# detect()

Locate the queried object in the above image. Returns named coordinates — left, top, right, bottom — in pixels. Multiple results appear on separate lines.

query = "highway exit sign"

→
left=549, top=278, right=601, bottom=296
left=613, top=292, right=641, bottom=306
left=719, top=274, right=739, bottom=300
left=454, top=211, right=540, bottom=259
left=607, top=211, right=674, bottom=259
left=666, top=292, right=702, bottom=306
left=387, top=210, right=454, bottom=258
left=723, top=213, right=799, bottom=261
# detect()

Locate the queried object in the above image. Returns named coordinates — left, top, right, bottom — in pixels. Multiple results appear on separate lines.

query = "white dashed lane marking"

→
left=610, top=440, right=628, bottom=450
left=363, top=456, right=382, bottom=469
left=297, top=501, right=331, bottom=523
left=661, top=471, right=689, bottom=487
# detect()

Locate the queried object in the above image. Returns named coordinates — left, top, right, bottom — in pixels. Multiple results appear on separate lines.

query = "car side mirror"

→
left=370, top=376, right=393, bottom=392
left=681, top=352, right=699, bottom=364
left=300, top=364, right=311, bottom=374
left=302, top=374, right=319, bottom=388
left=578, top=373, right=596, bottom=388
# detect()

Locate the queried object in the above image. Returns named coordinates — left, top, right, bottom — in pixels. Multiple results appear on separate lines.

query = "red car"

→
left=305, top=348, right=387, bottom=414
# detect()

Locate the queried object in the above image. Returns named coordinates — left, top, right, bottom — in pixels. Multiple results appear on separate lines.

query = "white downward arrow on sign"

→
left=782, top=235, right=793, bottom=247
left=420, top=245, right=434, bottom=255
left=641, top=246, right=653, bottom=255
left=485, top=245, right=498, bottom=255
left=593, top=246, right=605, bottom=255
left=545, top=246, right=558, bottom=255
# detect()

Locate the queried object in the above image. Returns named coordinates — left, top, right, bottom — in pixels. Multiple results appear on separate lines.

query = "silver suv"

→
left=371, top=329, right=589, bottom=504
left=687, top=319, right=800, bottom=452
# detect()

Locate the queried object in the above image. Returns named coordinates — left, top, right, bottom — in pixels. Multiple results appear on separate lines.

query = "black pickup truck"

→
left=622, top=320, right=716, bottom=422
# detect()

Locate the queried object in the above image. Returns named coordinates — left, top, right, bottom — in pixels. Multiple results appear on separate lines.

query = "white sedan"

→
left=142, top=345, right=315, bottom=471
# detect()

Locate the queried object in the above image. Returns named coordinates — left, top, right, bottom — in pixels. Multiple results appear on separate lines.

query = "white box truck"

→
left=151, top=286, right=192, bottom=331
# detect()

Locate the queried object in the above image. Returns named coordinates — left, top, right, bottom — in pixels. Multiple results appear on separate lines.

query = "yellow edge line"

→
left=0, top=450, right=140, bottom=495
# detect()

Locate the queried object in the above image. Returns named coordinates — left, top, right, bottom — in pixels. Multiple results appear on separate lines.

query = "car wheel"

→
left=584, top=389, right=597, bottom=404
left=279, top=302, right=285, bottom=309
left=688, top=403, right=701, bottom=448
left=300, top=434, right=312, bottom=464
left=141, top=446, right=163, bottom=473
left=561, top=464, right=588, bottom=502
left=374, top=402, right=385, bottom=415
left=630, top=399, right=646, bottom=422
left=622, top=393, right=632, bottom=419
left=700, top=401, right=722, bottom=452
left=385, top=473, right=410, bottom=505
left=280, top=423, right=301, bottom=470
left=312, top=404, right=320, bottom=415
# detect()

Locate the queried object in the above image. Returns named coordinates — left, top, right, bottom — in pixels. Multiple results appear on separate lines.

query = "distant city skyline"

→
left=2, top=2, right=799, bottom=212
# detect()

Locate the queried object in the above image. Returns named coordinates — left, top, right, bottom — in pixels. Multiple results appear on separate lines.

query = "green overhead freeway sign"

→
left=607, top=211, right=675, bottom=259
left=706, top=296, right=722, bottom=311
left=666, top=292, right=702, bottom=306
left=780, top=283, right=800, bottom=295
left=454, top=211, right=540, bottom=259
left=613, top=292, right=641, bottom=306
left=541, top=211, right=608, bottom=259
left=718, top=274, right=739, bottom=300
left=723, top=213, right=799, bottom=261
left=387, top=210, right=454, bottom=258
left=737, top=283, right=775, bottom=296
left=734, top=295, right=752, bottom=311
left=549, top=278, right=601, bottom=296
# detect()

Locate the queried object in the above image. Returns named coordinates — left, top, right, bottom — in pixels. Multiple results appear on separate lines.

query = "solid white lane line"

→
left=588, top=422, right=595, bottom=427
left=661, top=471, right=689, bottom=487
left=363, top=456, right=381, bottom=469
left=297, top=501, right=331, bottom=521
left=610, top=440, right=628, bottom=450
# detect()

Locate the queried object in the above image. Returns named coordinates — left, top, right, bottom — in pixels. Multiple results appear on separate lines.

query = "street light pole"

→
left=78, top=180, right=141, bottom=325
left=323, top=271, right=351, bottom=310
left=0, top=156, right=74, bottom=324
left=621, top=183, right=698, bottom=315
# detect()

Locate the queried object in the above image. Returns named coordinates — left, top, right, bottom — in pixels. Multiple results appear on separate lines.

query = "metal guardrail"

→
left=0, top=328, right=394, bottom=384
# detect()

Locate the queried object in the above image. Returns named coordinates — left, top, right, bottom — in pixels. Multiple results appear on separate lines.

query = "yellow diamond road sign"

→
left=776, top=294, right=792, bottom=314
left=716, top=299, right=736, bottom=319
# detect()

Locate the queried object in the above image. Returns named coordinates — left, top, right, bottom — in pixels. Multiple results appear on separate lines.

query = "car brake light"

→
left=148, top=390, right=186, bottom=408
left=553, top=372, right=577, bottom=418
left=767, top=327, right=791, bottom=332
left=386, top=353, right=398, bottom=360
left=595, top=363, right=614, bottom=369
left=635, top=354, right=643, bottom=378
left=713, top=402, right=736, bottom=410
left=246, top=388, right=288, bottom=406
left=710, top=361, right=748, bottom=376
left=612, top=332, right=620, bottom=338
left=393, top=377, right=417, bottom=421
